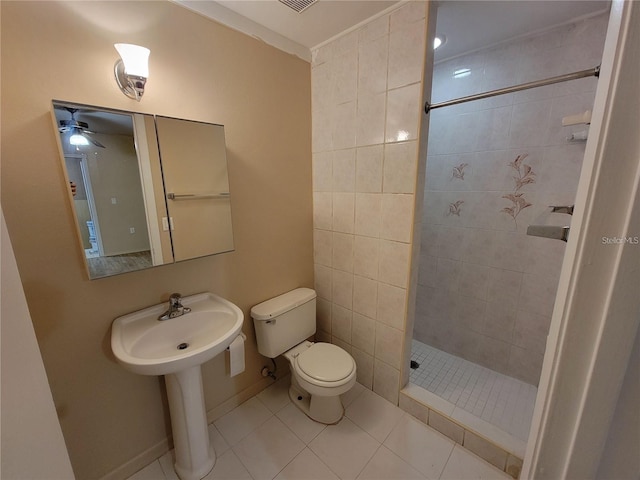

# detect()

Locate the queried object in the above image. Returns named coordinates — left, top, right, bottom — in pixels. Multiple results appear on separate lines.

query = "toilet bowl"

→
left=284, top=341, right=356, bottom=424
left=251, top=288, right=357, bottom=424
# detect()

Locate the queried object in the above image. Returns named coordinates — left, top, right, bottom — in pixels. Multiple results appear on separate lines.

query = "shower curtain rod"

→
left=424, top=65, right=600, bottom=114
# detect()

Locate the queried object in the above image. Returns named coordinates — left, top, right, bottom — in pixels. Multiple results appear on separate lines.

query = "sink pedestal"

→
left=111, top=292, right=245, bottom=479
left=165, top=366, right=215, bottom=480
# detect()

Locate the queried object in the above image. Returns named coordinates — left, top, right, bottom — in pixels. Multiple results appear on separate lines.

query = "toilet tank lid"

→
left=251, top=288, right=316, bottom=321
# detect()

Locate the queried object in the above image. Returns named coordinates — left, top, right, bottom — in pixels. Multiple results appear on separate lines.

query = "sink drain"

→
left=177, top=342, right=189, bottom=350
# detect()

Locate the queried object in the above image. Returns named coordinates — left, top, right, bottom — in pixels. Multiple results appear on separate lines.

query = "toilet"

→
left=251, top=288, right=356, bottom=424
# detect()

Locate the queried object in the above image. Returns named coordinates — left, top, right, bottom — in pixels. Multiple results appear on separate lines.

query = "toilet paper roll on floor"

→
left=227, top=333, right=246, bottom=377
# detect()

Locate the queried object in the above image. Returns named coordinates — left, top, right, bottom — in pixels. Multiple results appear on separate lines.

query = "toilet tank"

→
left=251, top=288, right=316, bottom=358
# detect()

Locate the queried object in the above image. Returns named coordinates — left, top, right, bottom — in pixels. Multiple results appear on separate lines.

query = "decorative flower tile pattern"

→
left=448, top=200, right=464, bottom=216
left=452, top=163, right=469, bottom=180
left=501, top=154, right=535, bottom=223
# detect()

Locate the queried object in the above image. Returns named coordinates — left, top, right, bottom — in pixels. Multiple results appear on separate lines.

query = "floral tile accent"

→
left=501, top=154, right=535, bottom=222
left=448, top=200, right=464, bottom=216
left=452, top=163, right=469, bottom=180
left=501, top=193, right=532, bottom=221
left=509, top=154, right=536, bottom=191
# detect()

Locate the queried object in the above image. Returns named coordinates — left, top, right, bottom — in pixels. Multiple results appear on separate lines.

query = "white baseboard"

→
left=206, top=376, right=274, bottom=423
left=99, top=437, right=171, bottom=480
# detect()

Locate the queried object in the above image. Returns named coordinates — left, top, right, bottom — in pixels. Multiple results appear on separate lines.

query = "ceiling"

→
left=54, top=104, right=134, bottom=136
left=216, top=0, right=397, bottom=48
left=175, top=0, right=610, bottom=62
left=434, top=1, right=610, bottom=61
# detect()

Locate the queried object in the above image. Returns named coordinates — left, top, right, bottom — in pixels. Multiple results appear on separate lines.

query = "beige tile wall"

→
left=311, top=2, right=429, bottom=404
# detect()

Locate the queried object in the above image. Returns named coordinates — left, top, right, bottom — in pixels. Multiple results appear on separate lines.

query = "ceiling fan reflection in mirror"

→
left=58, top=108, right=106, bottom=148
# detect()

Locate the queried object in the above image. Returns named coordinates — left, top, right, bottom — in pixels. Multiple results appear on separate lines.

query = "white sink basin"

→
left=111, top=292, right=244, bottom=376
left=111, top=292, right=244, bottom=480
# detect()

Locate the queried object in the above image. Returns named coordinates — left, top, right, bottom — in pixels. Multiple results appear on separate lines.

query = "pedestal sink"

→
left=111, top=293, right=244, bottom=480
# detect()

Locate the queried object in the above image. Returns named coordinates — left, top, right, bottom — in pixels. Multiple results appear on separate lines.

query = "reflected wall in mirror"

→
left=52, top=101, right=235, bottom=279
left=156, top=116, right=234, bottom=261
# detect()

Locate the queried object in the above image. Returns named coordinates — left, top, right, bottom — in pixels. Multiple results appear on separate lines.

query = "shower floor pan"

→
left=408, top=340, right=537, bottom=453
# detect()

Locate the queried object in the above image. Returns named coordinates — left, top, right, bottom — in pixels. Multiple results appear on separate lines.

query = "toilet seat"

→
left=293, top=343, right=355, bottom=387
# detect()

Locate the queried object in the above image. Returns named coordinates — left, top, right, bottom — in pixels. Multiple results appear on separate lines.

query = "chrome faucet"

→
left=158, top=293, right=191, bottom=320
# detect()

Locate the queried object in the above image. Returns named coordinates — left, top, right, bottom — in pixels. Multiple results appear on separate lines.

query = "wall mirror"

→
left=52, top=101, right=234, bottom=279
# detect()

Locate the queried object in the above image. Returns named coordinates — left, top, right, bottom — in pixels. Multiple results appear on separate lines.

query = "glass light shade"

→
left=114, top=43, right=150, bottom=78
left=70, top=134, right=89, bottom=146
left=434, top=34, right=446, bottom=50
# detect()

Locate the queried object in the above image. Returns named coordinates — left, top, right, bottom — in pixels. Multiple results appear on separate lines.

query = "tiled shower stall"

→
left=310, top=0, right=610, bottom=451
left=415, top=11, right=609, bottom=386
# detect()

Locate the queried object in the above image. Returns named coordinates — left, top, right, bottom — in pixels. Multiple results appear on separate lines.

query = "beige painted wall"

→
left=70, top=133, right=151, bottom=256
left=1, top=209, right=76, bottom=480
left=596, top=327, right=640, bottom=478
left=156, top=117, right=234, bottom=261
left=0, top=1, right=312, bottom=479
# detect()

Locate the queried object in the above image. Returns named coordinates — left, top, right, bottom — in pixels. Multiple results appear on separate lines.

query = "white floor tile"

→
left=232, top=416, right=305, bottom=480
left=257, top=376, right=292, bottom=413
left=126, top=460, right=166, bottom=480
left=346, top=388, right=405, bottom=443
left=159, top=427, right=232, bottom=480
left=276, top=402, right=326, bottom=444
left=208, top=423, right=231, bottom=457
left=383, top=414, right=455, bottom=479
left=341, top=381, right=366, bottom=407
left=204, top=450, right=252, bottom=480
left=158, top=451, right=179, bottom=480
left=214, top=397, right=272, bottom=446
left=357, top=445, right=425, bottom=480
left=309, top=417, right=380, bottom=480
left=274, top=448, right=339, bottom=480
left=131, top=383, right=512, bottom=480
left=439, top=445, right=511, bottom=480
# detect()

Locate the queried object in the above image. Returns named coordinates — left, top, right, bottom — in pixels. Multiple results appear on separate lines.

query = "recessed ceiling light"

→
left=434, top=35, right=446, bottom=50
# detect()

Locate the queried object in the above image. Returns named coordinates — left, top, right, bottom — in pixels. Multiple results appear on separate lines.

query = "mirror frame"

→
left=51, top=100, right=235, bottom=279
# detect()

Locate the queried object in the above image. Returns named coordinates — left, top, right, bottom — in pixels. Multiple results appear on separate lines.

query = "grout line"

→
left=410, top=340, right=536, bottom=441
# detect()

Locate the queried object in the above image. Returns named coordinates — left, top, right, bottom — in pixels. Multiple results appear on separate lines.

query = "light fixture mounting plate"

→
left=114, top=60, right=146, bottom=101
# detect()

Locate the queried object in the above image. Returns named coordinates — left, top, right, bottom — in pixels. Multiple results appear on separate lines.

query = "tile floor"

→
left=127, top=379, right=511, bottom=480
left=410, top=340, right=537, bottom=441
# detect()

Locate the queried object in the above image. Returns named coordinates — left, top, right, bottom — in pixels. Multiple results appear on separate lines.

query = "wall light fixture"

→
left=114, top=43, right=150, bottom=101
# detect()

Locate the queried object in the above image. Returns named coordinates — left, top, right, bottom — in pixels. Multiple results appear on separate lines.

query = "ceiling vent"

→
left=278, top=0, right=317, bottom=14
